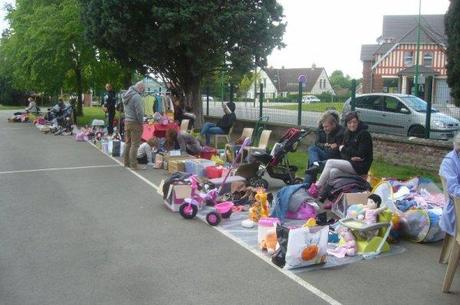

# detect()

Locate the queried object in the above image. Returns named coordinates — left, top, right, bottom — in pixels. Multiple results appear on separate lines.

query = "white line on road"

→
left=87, top=141, right=342, bottom=305
left=0, top=164, right=120, bottom=175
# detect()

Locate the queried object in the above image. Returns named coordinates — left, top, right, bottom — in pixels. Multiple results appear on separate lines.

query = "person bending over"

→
left=308, top=111, right=373, bottom=198
left=200, top=101, right=236, bottom=145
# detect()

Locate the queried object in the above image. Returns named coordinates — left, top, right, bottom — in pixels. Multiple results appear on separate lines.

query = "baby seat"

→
left=339, top=209, right=393, bottom=259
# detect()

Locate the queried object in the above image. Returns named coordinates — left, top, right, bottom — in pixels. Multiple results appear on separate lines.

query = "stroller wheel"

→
left=249, top=177, right=269, bottom=189
left=206, top=212, right=221, bottom=226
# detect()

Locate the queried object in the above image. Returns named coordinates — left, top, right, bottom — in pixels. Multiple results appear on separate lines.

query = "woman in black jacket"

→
left=200, top=101, right=236, bottom=145
left=308, top=111, right=373, bottom=197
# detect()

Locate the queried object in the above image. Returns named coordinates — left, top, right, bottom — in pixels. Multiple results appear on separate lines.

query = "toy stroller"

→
left=179, top=137, right=251, bottom=223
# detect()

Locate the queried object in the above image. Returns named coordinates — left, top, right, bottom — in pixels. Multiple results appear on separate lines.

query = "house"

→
left=246, top=65, right=335, bottom=99
left=143, top=76, right=165, bottom=95
left=361, top=14, right=450, bottom=105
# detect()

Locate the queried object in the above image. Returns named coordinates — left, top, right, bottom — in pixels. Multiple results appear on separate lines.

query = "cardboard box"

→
left=165, top=154, right=196, bottom=174
left=163, top=183, right=192, bottom=212
left=208, top=175, right=247, bottom=194
left=331, top=191, right=371, bottom=218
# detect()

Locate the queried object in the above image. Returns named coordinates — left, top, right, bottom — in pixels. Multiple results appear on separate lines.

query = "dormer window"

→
left=423, top=52, right=433, bottom=67
left=404, top=51, right=413, bottom=66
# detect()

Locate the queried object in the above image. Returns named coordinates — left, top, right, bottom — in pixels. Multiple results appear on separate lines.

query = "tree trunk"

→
left=185, top=79, right=202, bottom=129
left=75, top=67, right=83, bottom=116
left=123, top=69, right=132, bottom=89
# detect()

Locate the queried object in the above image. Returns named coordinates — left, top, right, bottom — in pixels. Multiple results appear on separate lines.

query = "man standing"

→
left=103, top=83, right=117, bottom=135
left=122, top=81, right=145, bottom=170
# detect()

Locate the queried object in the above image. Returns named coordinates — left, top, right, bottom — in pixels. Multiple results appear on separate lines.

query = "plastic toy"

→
left=205, top=201, right=234, bottom=226
left=179, top=175, right=208, bottom=219
left=260, top=232, right=278, bottom=254
left=242, top=189, right=270, bottom=228
left=327, top=227, right=357, bottom=258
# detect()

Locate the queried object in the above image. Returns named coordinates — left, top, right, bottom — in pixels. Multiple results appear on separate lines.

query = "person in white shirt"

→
left=136, top=137, right=159, bottom=166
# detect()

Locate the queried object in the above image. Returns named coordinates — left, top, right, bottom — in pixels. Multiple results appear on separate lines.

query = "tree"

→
left=329, top=70, right=352, bottom=90
left=80, top=0, right=286, bottom=126
left=0, top=0, right=126, bottom=115
left=445, top=0, right=460, bottom=106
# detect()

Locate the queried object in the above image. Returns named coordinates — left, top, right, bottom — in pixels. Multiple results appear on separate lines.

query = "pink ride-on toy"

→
left=180, top=137, right=251, bottom=222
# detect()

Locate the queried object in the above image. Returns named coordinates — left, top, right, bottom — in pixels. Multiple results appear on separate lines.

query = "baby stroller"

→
left=237, top=128, right=311, bottom=189
left=46, top=103, right=74, bottom=135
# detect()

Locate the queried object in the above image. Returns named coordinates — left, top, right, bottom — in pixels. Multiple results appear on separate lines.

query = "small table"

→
left=142, top=122, right=179, bottom=140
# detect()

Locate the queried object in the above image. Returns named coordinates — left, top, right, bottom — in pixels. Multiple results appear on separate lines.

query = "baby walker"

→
left=179, top=137, right=251, bottom=222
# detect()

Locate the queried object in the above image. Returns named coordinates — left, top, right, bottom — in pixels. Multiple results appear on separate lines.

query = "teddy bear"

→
left=260, top=232, right=278, bottom=255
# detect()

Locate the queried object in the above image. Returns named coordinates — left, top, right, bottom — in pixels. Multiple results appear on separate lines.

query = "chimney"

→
left=311, top=63, right=316, bottom=70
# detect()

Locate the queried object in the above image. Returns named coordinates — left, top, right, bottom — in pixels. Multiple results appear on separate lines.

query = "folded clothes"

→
left=395, top=199, right=417, bottom=212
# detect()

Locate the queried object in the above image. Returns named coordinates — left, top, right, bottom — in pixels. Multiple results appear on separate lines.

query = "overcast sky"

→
left=0, top=0, right=450, bottom=79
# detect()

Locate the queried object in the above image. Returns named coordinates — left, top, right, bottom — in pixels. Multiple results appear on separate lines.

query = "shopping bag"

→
left=112, top=140, right=121, bottom=157
left=284, top=225, right=328, bottom=269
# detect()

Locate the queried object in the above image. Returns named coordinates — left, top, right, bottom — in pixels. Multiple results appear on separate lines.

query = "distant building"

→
left=143, top=76, right=165, bottom=95
left=361, top=14, right=450, bottom=104
left=245, top=65, right=335, bottom=99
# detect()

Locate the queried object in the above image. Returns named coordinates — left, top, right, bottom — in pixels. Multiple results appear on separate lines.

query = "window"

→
left=355, top=96, right=383, bottom=111
left=423, top=52, right=433, bottom=67
left=404, top=51, right=413, bottom=66
left=383, top=78, right=399, bottom=93
left=384, top=97, right=408, bottom=113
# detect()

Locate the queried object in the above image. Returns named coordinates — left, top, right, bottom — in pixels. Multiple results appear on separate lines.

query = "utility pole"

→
left=414, top=0, right=422, bottom=97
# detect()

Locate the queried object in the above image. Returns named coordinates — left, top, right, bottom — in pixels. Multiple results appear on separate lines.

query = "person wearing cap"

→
left=438, top=133, right=460, bottom=238
left=122, top=81, right=145, bottom=170
left=200, top=101, right=236, bottom=145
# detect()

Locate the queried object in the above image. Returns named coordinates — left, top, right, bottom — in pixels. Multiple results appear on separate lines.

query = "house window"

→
left=263, top=78, right=266, bottom=88
left=423, top=52, right=433, bottom=67
left=404, top=51, right=413, bottom=66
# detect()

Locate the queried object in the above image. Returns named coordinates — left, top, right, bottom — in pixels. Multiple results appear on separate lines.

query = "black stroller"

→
left=45, top=103, right=74, bottom=135
left=236, top=128, right=311, bottom=188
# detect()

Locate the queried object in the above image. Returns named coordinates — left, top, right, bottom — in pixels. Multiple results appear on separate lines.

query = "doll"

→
left=327, top=226, right=357, bottom=258
left=360, top=194, right=386, bottom=225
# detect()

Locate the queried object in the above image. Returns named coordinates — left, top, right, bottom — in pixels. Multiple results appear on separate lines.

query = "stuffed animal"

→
left=249, top=189, right=270, bottom=222
left=260, top=232, right=278, bottom=254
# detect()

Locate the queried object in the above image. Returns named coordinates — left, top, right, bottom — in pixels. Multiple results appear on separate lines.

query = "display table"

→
left=142, top=122, right=179, bottom=140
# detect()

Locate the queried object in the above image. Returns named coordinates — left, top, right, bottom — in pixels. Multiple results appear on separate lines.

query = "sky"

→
left=0, top=0, right=451, bottom=79
left=267, top=0, right=450, bottom=78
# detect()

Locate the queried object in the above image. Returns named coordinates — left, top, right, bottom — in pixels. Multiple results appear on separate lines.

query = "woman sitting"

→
left=200, top=101, right=236, bottom=145
left=308, top=111, right=373, bottom=198
left=165, top=129, right=202, bottom=155
left=173, top=96, right=196, bottom=129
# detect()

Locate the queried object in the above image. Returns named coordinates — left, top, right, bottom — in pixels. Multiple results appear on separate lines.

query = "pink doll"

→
left=359, top=194, right=386, bottom=225
left=327, top=227, right=356, bottom=258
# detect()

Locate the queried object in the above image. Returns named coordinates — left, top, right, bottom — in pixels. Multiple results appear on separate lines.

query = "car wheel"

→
left=408, top=125, right=426, bottom=138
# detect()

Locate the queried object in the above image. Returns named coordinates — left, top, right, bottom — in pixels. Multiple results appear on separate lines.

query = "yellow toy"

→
left=304, top=218, right=317, bottom=228
left=242, top=189, right=270, bottom=228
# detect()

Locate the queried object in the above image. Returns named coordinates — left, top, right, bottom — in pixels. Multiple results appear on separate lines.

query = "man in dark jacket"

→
left=200, top=101, right=236, bottom=145
left=304, top=111, right=344, bottom=184
left=103, top=83, right=117, bottom=135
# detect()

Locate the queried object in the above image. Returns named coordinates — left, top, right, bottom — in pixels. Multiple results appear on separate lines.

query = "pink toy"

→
left=327, top=227, right=357, bottom=258
left=286, top=202, right=317, bottom=220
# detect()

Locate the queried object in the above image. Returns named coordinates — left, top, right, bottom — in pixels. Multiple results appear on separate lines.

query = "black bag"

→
left=319, top=174, right=371, bottom=202
left=112, top=141, right=121, bottom=157
left=271, top=224, right=290, bottom=268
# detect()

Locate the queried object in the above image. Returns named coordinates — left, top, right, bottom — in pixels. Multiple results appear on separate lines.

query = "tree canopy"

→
left=80, top=0, right=286, bottom=125
left=445, top=0, right=460, bottom=106
left=0, top=0, right=126, bottom=113
left=329, top=70, right=352, bottom=90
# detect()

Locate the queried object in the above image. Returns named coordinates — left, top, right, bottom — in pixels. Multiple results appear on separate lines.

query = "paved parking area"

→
left=0, top=110, right=459, bottom=305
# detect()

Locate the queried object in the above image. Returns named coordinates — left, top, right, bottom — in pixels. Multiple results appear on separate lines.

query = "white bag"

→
left=284, top=225, right=329, bottom=270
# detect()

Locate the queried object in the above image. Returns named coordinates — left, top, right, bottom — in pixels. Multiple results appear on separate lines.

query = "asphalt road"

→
left=0, top=110, right=459, bottom=305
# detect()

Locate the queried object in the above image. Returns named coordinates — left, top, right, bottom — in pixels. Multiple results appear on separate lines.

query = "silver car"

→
left=342, top=93, right=460, bottom=140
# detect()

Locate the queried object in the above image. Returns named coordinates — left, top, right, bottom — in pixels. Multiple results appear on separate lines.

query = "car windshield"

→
left=399, top=96, right=438, bottom=113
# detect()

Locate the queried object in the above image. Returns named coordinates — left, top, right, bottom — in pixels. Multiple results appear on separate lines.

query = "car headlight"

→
left=432, top=120, right=447, bottom=128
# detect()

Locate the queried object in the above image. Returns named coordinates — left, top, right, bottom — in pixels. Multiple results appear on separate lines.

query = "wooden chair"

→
left=214, top=125, right=234, bottom=148
left=439, top=175, right=454, bottom=264
left=442, top=196, right=460, bottom=292
left=180, top=119, right=190, bottom=133
left=243, top=129, right=272, bottom=160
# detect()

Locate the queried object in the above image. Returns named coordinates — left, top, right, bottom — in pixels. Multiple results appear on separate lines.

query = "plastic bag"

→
left=284, top=225, right=328, bottom=270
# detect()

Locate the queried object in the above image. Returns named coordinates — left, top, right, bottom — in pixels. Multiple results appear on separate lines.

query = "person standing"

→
left=122, top=81, right=145, bottom=170
left=103, top=83, right=117, bottom=135
left=438, top=134, right=460, bottom=239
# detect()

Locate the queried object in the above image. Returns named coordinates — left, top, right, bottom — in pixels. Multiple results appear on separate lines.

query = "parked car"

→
left=302, top=95, right=321, bottom=104
left=342, top=93, right=460, bottom=140
left=201, top=95, right=214, bottom=102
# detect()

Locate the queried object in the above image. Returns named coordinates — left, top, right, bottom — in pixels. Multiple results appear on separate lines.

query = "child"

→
left=136, top=137, right=159, bottom=168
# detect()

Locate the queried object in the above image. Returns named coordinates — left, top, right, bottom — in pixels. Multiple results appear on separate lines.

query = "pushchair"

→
left=236, top=128, right=311, bottom=189
left=45, top=104, right=74, bottom=135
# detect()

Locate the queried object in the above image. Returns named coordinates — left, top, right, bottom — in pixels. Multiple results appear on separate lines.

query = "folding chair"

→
left=439, top=175, right=454, bottom=264
left=243, top=129, right=272, bottom=160
left=214, top=125, right=234, bottom=148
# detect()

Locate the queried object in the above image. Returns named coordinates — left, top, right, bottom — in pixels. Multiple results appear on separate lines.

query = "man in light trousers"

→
left=122, top=81, right=145, bottom=170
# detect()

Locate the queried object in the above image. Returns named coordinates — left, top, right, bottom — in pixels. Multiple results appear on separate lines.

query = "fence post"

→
left=259, top=83, right=264, bottom=118
left=351, top=79, right=357, bottom=111
left=229, top=83, right=234, bottom=103
left=425, top=76, right=433, bottom=139
left=297, top=81, right=303, bottom=126
left=206, top=86, right=209, bottom=116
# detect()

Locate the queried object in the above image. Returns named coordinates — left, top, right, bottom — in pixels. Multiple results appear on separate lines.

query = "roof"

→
left=381, top=15, right=446, bottom=44
left=360, top=44, right=379, bottom=61
left=398, top=65, right=438, bottom=76
left=264, top=67, right=324, bottom=92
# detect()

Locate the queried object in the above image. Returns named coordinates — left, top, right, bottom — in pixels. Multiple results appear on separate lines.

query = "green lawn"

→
left=0, top=104, right=23, bottom=110
left=287, top=151, right=439, bottom=184
left=76, top=106, right=107, bottom=126
left=268, top=102, right=344, bottom=112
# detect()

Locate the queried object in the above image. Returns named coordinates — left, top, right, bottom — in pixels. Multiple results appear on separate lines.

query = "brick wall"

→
left=372, top=75, right=384, bottom=93
left=204, top=116, right=451, bottom=172
left=362, top=61, right=373, bottom=93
